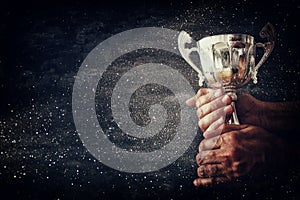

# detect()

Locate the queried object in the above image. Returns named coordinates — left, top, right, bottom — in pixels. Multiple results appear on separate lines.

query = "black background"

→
left=0, top=0, right=299, bottom=199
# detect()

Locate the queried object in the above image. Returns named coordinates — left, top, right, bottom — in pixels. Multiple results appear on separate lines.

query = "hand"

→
left=186, top=88, right=265, bottom=138
left=193, top=124, right=286, bottom=187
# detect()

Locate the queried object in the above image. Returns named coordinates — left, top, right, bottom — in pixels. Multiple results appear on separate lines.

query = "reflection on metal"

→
left=178, top=23, right=275, bottom=124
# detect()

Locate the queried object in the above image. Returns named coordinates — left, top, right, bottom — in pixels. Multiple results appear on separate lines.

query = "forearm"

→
left=261, top=101, right=300, bottom=137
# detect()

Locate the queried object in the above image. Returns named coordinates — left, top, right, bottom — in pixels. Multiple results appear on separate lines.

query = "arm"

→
left=258, top=100, right=300, bottom=138
left=235, top=93, right=300, bottom=139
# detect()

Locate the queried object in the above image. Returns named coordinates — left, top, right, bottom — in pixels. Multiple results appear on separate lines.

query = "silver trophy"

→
left=178, top=23, right=275, bottom=124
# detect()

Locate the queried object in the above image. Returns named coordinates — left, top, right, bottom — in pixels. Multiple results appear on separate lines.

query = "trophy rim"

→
left=198, top=33, right=254, bottom=45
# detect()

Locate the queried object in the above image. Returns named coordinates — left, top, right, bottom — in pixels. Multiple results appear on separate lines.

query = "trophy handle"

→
left=252, top=22, right=275, bottom=84
left=178, top=31, right=205, bottom=86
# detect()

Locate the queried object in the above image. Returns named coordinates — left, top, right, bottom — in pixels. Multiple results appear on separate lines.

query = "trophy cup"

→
left=178, top=23, right=275, bottom=124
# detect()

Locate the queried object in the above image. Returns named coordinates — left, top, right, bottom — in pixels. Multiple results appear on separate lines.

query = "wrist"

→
left=259, top=101, right=271, bottom=131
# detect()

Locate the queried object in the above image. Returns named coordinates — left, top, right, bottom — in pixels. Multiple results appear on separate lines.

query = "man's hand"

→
left=193, top=124, right=286, bottom=187
left=186, top=88, right=266, bottom=138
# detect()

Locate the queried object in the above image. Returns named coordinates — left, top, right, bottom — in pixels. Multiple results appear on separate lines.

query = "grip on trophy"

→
left=252, top=23, right=276, bottom=84
left=178, top=31, right=205, bottom=86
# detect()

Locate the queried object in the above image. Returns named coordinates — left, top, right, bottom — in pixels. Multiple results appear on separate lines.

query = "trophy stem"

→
left=229, top=102, right=240, bottom=125
left=224, top=86, right=240, bottom=125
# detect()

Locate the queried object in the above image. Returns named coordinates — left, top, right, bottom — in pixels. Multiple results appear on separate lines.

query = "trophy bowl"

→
left=178, top=23, right=275, bottom=124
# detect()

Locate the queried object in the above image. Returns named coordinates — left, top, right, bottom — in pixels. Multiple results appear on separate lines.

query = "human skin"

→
left=186, top=88, right=300, bottom=138
left=193, top=124, right=291, bottom=187
left=186, top=88, right=300, bottom=187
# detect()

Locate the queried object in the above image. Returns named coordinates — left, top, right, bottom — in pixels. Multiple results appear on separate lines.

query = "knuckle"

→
left=197, top=93, right=212, bottom=108
left=203, top=104, right=212, bottom=116
left=197, top=107, right=203, bottom=118
left=198, top=165, right=211, bottom=177
left=232, top=164, right=243, bottom=177
left=211, top=165, right=218, bottom=174
left=197, top=166, right=204, bottom=177
left=198, top=140, right=205, bottom=151
left=198, top=97, right=205, bottom=107
left=225, top=148, right=236, bottom=160
left=227, top=132, right=237, bottom=144
left=218, top=135, right=225, bottom=145
left=199, top=88, right=206, bottom=96
left=209, top=151, right=216, bottom=158
left=229, top=148, right=237, bottom=158
left=195, top=98, right=201, bottom=108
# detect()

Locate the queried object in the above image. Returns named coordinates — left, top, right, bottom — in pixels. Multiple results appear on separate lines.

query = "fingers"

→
left=203, top=118, right=225, bottom=138
left=194, top=148, right=232, bottom=187
left=198, top=105, right=233, bottom=132
left=193, top=124, right=252, bottom=187
left=221, top=124, right=248, bottom=134
left=185, top=88, right=210, bottom=107
left=194, top=161, right=248, bottom=187
left=199, top=135, right=222, bottom=151
left=197, top=164, right=224, bottom=178
left=197, top=94, right=231, bottom=119
left=196, top=149, right=227, bottom=165
left=186, top=88, right=233, bottom=133
left=203, top=123, right=248, bottom=139
left=185, top=88, right=225, bottom=108
left=185, top=96, right=196, bottom=107
left=203, top=125, right=224, bottom=138
left=196, top=88, right=224, bottom=108
left=193, top=176, right=228, bottom=187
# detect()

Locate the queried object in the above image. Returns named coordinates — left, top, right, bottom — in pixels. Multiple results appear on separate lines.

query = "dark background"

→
left=0, top=0, right=299, bottom=199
